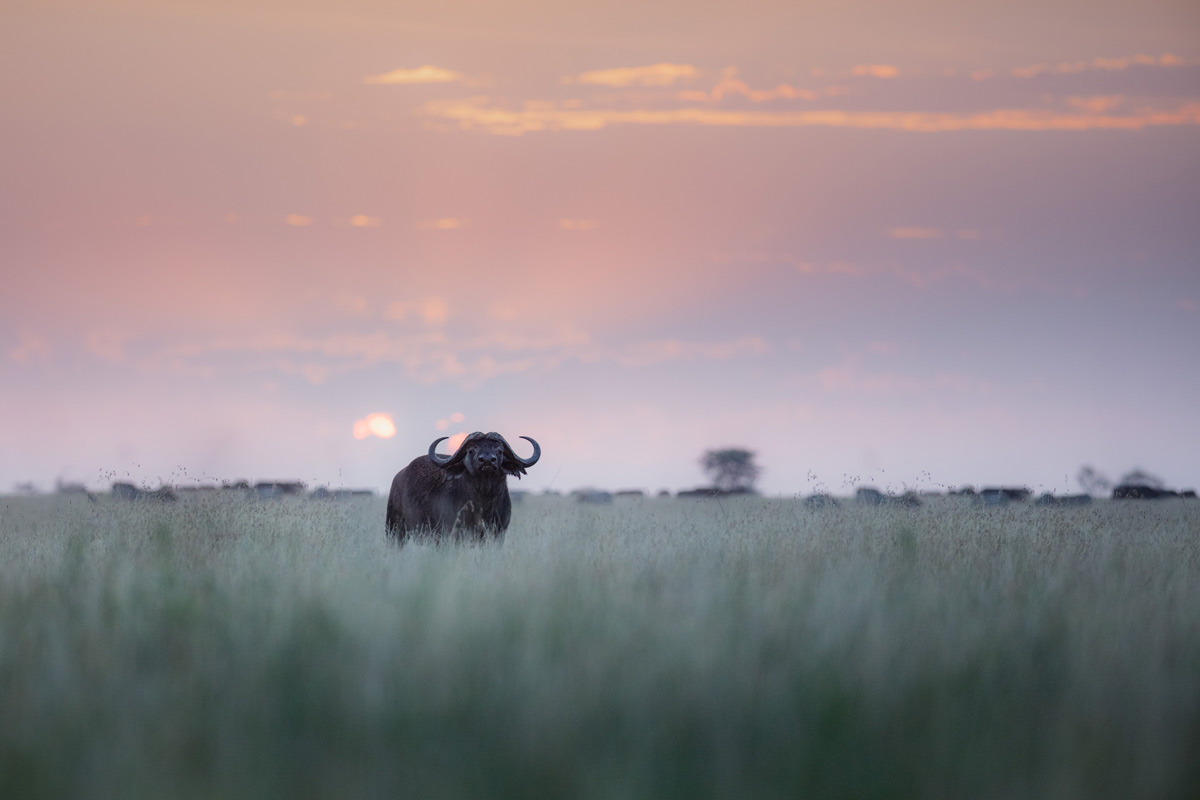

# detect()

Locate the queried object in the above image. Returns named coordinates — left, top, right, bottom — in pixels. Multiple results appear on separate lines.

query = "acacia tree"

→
left=700, top=449, right=761, bottom=493
left=1076, top=465, right=1111, bottom=496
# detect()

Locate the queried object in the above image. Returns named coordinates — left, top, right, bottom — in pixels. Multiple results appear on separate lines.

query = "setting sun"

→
left=352, top=413, right=397, bottom=440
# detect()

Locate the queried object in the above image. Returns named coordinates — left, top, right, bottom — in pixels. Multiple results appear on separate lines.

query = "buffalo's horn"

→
left=428, top=437, right=455, bottom=466
left=515, top=436, right=541, bottom=467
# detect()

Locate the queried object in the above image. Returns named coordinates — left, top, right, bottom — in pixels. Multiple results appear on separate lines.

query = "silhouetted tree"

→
left=700, top=449, right=761, bottom=492
left=1076, top=465, right=1111, bottom=496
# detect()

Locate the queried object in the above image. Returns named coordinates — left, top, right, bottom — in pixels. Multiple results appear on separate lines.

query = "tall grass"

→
left=1, top=493, right=1197, bottom=799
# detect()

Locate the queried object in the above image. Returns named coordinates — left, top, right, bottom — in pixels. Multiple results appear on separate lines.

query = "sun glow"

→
left=352, top=413, right=396, bottom=440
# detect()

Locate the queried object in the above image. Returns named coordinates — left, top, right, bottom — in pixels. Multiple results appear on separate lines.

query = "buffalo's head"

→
left=428, top=432, right=541, bottom=478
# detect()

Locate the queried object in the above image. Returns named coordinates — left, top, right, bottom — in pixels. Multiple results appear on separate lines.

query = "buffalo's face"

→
left=462, top=437, right=507, bottom=476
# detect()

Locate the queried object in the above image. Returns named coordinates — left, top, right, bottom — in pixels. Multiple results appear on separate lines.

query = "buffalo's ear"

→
left=440, top=461, right=469, bottom=477
left=502, top=459, right=527, bottom=478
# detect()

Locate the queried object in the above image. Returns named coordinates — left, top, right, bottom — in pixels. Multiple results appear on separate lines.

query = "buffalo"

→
left=385, top=432, right=541, bottom=543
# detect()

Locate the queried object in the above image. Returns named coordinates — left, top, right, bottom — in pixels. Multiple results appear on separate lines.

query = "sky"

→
left=2, top=0, right=1198, bottom=497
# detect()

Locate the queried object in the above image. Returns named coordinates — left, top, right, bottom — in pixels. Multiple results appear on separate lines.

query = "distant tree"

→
left=1076, top=465, right=1111, bottom=496
left=1118, top=468, right=1166, bottom=489
left=700, top=448, right=761, bottom=492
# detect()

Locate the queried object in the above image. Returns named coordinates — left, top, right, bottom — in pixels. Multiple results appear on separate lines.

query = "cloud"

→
left=1011, top=53, right=1184, bottom=79
left=418, top=218, right=465, bottom=230
left=888, top=227, right=943, bottom=239
left=1180, top=298, right=1198, bottom=313
left=159, top=325, right=769, bottom=388
left=421, top=297, right=449, bottom=325
left=382, top=298, right=450, bottom=324
left=434, top=411, right=465, bottom=431
left=9, top=333, right=51, bottom=364
left=1066, top=95, right=1124, bottom=114
left=565, top=63, right=699, bottom=87
left=363, top=65, right=462, bottom=85
left=852, top=64, right=899, bottom=79
left=285, top=214, right=313, bottom=227
left=352, top=413, right=396, bottom=440
left=348, top=215, right=381, bottom=228
left=420, top=97, right=1200, bottom=136
left=559, top=218, right=599, bottom=230
left=714, top=251, right=994, bottom=290
left=679, top=76, right=840, bottom=104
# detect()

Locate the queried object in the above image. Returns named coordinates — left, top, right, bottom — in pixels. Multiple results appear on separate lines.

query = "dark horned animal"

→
left=385, top=432, right=540, bottom=543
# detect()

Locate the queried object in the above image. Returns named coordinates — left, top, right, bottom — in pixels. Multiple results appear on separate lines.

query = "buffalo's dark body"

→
left=386, top=457, right=513, bottom=542
left=385, top=432, right=540, bottom=544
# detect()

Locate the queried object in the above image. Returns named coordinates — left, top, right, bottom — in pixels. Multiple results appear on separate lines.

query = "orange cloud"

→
left=421, top=97, right=1200, bottom=136
left=9, top=333, right=51, bottom=364
left=352, top=412, right=396, bottom=440
left=349, top=215, right=381, bottom=228
left=421, top=297, right=449, bottom=325
left=1012, top=53, right=1184, bottom=79
left=285, top=214, right=313, bottom=226
left=418, top=218, right=465, bottom=230
left=565, top=63, right=699, bottom=87
left=682, top=78, right=831, bottom=103
left=383, top=298, right=450, bottom=325
left=364, top=65, right=462, bottom=85
left=1066, top=95, right=1124, bottom=114
left=852, top=64, right=900, bottom=79
left=888, top=227, right=943, bottom=239
left=435, top=411, right=465, bottom=431
left=559, top=218, right=599, bottom=230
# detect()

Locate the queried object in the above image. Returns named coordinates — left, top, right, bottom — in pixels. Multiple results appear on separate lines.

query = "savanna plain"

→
left=0, top=492, right=1197, bottom=800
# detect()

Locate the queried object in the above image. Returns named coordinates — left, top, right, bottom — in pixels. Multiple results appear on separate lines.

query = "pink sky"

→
left=3, top=0, right=1198, bottom=496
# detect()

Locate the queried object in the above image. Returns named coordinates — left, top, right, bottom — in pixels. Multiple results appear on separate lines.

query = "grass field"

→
left=1, top=492, right=1197, bottom=799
